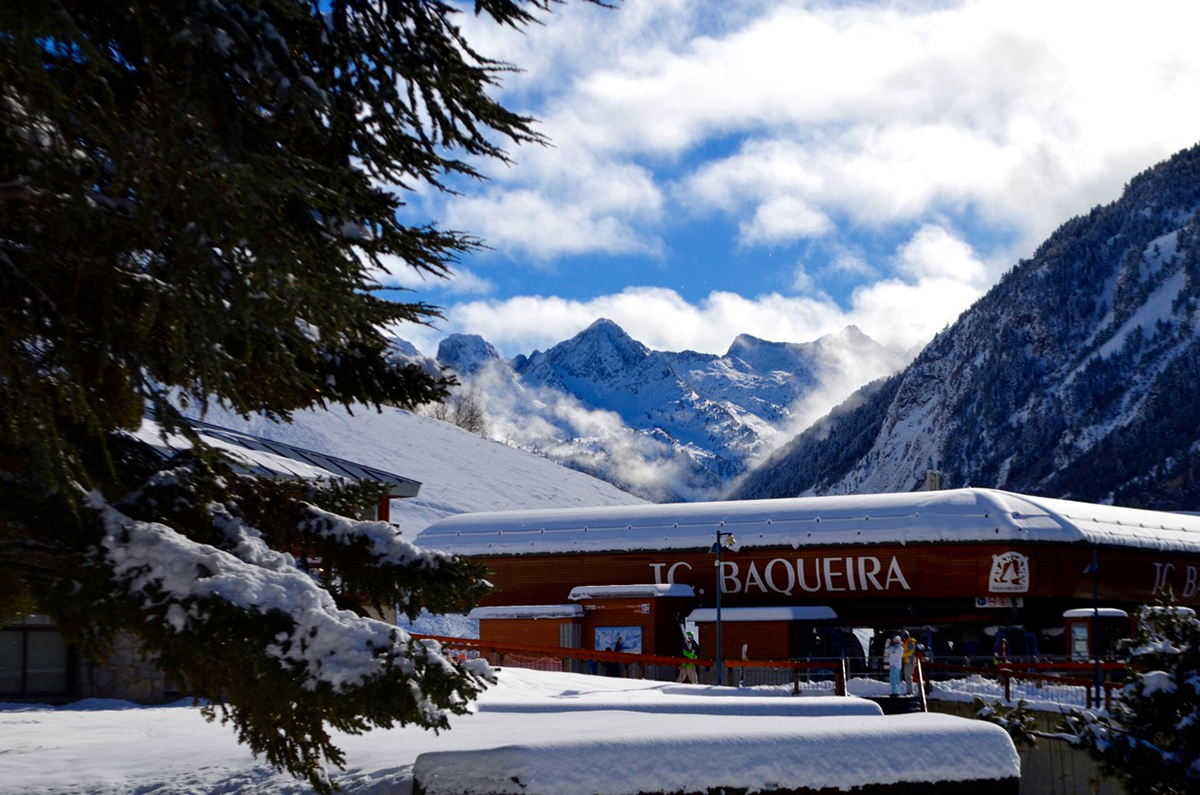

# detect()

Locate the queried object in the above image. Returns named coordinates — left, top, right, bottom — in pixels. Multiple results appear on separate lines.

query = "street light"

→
left=1083, top=549, right=1101, bottom=705
left=710, top=529, right=737, bottom=686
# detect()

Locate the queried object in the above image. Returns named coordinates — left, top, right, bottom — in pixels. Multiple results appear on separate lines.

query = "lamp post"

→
left=1083, top=549, right=1101, bottom=705
left=710, top=529, right=737, bottom=686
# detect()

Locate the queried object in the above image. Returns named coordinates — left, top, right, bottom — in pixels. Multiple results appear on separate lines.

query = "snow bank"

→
left=568, top=583, right=695, bottom=599
left=413, top=712, right=1019, bottom=795
left=0, top=667, right=1027, bottom=794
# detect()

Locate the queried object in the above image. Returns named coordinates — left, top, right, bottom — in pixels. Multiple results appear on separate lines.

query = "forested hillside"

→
left=732, top=143, right=1200, bottom=510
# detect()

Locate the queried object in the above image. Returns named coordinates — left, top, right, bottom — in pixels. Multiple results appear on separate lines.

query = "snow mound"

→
left=413, top=712, right=1019, bottom=795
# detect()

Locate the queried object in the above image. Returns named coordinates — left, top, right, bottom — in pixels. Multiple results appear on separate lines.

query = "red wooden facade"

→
left=433, top=490, right=1200, bottom=662
left=467, top=541, right=1200, bottom=660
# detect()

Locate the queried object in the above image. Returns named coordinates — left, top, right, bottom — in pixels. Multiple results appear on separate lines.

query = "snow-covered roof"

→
left=417, top=488, right=1200, bottom=555
left=467, top=605, right=583, bottom=620
left=687, top=606, right=838, bottom=623
left=1062, top=608, right=1128, bottom=619
left=131, top=417, right=420, bottom=498
left=568, top=584, right=695, bottom=600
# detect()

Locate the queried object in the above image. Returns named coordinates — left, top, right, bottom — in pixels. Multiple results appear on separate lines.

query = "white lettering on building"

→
left=1152, top=562, right=1200, bottom=597
left=744, top=561, right=768, bottom=593
left=1152, top=562, right=1176, bottom=595
left=885, top=557, right=911, bottom=590
left=858, top=556, right=883, bottom=590
left=719, top=561, right=741, bottom=594
left=651, top=561, right=694, bottom=585
left=651, top=555, right=911, bottom=594
left=765, top=558, right=796, bottom=596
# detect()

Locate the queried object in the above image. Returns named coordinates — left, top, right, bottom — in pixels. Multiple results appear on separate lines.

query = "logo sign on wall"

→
left=988, top=552, right=1030, bottom=593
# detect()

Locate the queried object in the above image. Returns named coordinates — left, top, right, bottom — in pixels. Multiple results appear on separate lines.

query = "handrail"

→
left=927, top=660, right=1123, bottom=709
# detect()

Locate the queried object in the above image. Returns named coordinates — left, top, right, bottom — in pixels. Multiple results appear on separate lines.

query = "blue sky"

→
left=379, top=0, right=1200, bottom=360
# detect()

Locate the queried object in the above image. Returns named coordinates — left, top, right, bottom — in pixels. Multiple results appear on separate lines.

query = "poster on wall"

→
left=594, top=626, right=642, bottom=654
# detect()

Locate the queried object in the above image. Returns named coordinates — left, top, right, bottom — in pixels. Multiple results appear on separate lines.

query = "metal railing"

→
left=925, top=660, right=1125, bottom=710
left=418, top=634, right=1126, bottom=710
left=414, top=634, right=850, bottom=695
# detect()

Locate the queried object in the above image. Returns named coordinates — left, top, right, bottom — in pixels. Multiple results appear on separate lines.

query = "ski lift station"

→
left=418, top=488, right=1200, bottom=665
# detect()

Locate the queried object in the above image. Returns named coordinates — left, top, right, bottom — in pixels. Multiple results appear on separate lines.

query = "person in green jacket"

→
left=676, top=631, right=699, bottom=684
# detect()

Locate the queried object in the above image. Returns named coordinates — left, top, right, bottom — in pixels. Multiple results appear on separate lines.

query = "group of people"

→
left=670, top=628, right=927, bottom=694
left=885, top=630, right=923, bottom=696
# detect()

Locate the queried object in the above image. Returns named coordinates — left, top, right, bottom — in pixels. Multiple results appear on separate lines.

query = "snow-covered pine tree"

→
left=1062, top=599, right=1200, bottom=795
left=0, top=1, right=584, bottom=791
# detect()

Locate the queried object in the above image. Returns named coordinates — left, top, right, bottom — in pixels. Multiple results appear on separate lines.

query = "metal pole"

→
left=1092, top=547, right=1101, bottom=706
left=715, top=530, right=723, bottom=686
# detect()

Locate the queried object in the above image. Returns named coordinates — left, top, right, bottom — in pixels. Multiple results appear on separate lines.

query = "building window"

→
left=0, top=627, right=72, bottom=696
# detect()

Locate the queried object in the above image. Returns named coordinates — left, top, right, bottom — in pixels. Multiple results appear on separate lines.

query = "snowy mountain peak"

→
left=421, top=318, right=906, bottom=502
left=561, top=318, right=650, bottom=372
left=437, top=334, right=499, bottom=376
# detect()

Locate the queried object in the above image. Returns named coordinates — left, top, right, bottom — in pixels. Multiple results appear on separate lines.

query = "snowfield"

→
left=174, top=402, right=646, bottom=538
left=0, top=668, right=1019, bottom=794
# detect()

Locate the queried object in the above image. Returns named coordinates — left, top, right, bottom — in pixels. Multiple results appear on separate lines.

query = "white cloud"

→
left=393, top=223, right=989, bottom=358
left=894, top=224, right=987, bottom=283
left=435, top=0, right=1200, bottom=265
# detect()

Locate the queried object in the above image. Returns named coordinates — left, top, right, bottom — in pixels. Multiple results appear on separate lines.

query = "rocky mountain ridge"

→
left=732, top=142, right=1200, bottom=510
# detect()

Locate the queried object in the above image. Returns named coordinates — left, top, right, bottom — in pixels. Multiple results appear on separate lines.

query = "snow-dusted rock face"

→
left=436, top=333, right=500, bottom=376
left=432, top=319, right=904, bottom=502
left=734, top=142, right=1200, bottom=510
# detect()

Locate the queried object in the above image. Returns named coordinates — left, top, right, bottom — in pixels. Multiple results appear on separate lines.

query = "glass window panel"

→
left=26, top=631, right=68, bottom=692
left=0, top=631, right=23, bottom=691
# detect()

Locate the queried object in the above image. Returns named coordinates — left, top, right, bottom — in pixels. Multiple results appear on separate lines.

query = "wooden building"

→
left=420, top=488, right=1200, bottom=663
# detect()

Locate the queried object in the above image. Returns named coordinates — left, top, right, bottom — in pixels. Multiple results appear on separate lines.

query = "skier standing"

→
left=676, top=631, right=699, bottom=684
left=886, top=635, right=904, bottom=696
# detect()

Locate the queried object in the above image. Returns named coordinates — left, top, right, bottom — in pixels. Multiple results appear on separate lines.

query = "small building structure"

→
left=469, top=583, right=694, bottom=657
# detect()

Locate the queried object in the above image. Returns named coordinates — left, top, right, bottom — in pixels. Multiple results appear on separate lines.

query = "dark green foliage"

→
left=1062, top=597, right=1200, bottom=795
left=0, top=1, right=577, bottom=791
left=973, top=697, right=1038, bottom=748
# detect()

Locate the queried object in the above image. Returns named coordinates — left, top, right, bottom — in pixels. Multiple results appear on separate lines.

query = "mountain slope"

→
left=183, top=404, right=645, bottom=537
left=733, top=142, right=1200, bottom=509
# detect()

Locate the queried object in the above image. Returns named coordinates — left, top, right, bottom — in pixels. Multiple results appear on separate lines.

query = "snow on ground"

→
left=0, top=668, right=1019, bottom=794
left=180, top=404, right=645, bottom=537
